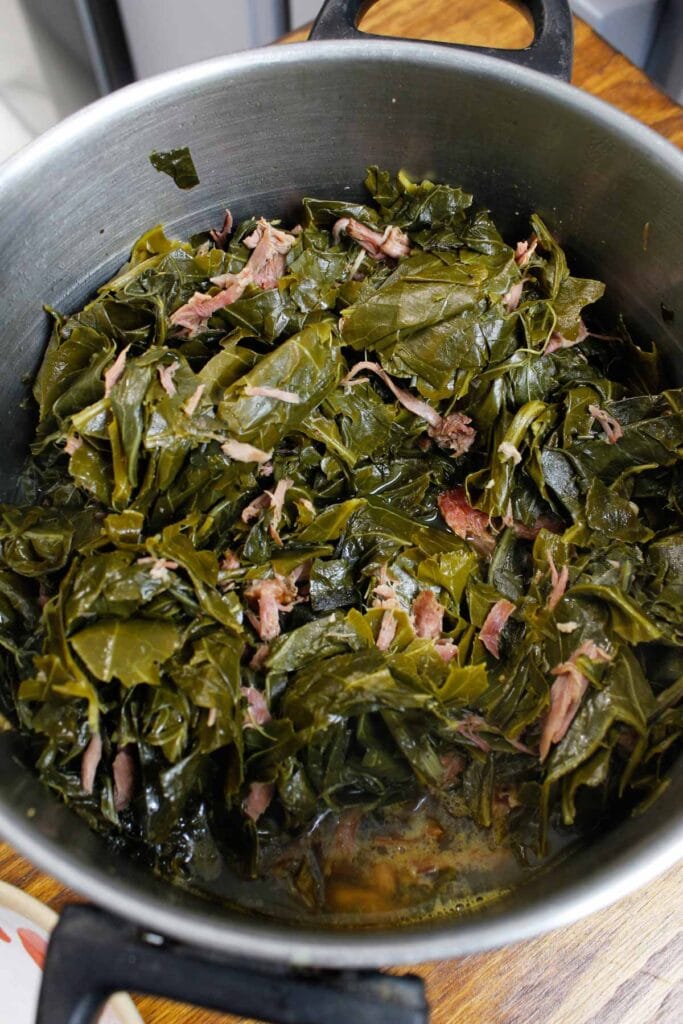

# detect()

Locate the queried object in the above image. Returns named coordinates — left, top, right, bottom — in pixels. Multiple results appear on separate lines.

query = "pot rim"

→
left=0, top=38, right=681, bottom=968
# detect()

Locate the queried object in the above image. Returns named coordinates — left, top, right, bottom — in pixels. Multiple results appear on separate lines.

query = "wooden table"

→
left=2, top=3, right=681, bottom=1022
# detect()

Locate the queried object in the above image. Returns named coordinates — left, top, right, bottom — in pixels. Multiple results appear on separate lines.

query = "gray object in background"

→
left=571, top=0, right=664, bottom=68
left=289, top=0, right=325, bottom=27
left=648, top=0, right=683, bottom=103
left=572, top=0, right=683, bottom=103
left=117, top=0, right=288, bottom=79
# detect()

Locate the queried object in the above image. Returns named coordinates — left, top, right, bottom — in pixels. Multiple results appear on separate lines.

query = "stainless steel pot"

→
left=0, top=0, right=681, bottom=1000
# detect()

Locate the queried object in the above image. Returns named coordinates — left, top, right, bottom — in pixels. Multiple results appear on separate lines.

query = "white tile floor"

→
left=0, top=0, right=97, bottom=164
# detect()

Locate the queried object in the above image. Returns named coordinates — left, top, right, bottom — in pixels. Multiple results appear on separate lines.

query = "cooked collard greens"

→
left=0, top=168, right=681, bottom=921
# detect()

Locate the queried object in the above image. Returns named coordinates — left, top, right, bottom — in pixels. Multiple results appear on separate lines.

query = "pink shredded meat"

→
left=376, top=610, right=398, bottom=651
left=547, top=552, right=570, bottom=611
left=182, top=383, right=205, bottom=417
left=266, top=477, right=293, bottom=545
left=479, top=599, right=516, bottom=659
left=540, top=640, right=612, bottom=761
left=411, top=590, right=444, bottom=639
left=241, top=493, right=270, bottom=524
left=426, top=411, right=476, bottom=457
left=342, top=362, right=475, bottom=455
left=221, top=439, right=273, bottom=464
left=434, top=639, right=459, bottom=663
left=503, top=279, right=525, bottom=312
left=333, top=218, right=410, bottom=260
left=171, top=218, right=295, bottom=334
left=104, top=345, right=130, bottom=397
left=438, top=487, right=495, bottom=557
left=440, top=752, right=465, bottom=783
left=546, top=319, right=589, bottom=353
left=158, top=361, right=179, bottom=397
left=342, top=361, right=441, bottom=426
left=64, top=434, right=82, bottom=456
left=81, top=733, right=102, bottom=795
left=589, top=403, right=624, bottom=444
left=243, top=781, right=274, bottom=821
left=241, top=685, right=272, bottom=727
left=243, top=385, right=300, bottom=404
left=372, top=565, right=402, bottom=610
left=514, top=236, right=538, bottom=267
left=112, top=746, right=136, bottom=812
left=244, top=574, right=299, bottom=642
left=209, top=208, right=233, bottom=247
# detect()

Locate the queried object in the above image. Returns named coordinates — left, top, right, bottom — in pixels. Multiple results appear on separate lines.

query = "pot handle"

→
left=309, top=0, right=573, bottom=80
left=37, top=904, right=429, bottom=1024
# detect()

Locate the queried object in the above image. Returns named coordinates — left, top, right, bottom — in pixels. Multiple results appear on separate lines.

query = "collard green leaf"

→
left=149, top=147, right=200, bottom=189
left=70, top=619, right=181, bottom=686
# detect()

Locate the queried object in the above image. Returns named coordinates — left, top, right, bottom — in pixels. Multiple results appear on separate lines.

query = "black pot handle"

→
left=309, top=0, right=573, bottom=80
left=37, top=904, right=429, bottom=1024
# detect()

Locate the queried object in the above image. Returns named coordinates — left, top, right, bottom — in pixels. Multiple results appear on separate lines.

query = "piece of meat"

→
left=220, top=550, right=241, bottom=571
left=540, top=640, right=612, bottom=761
left=249, top=644, right=270, bottom=670
left=342, top=362, right=476, bottom=455
left=498, top=441, right=522, bottom=465
left=412, top=590, right=444, bottom=639
left=241, top=685, right=272, bottom=727
left=158, top=361, right=179, bottom=397
left=439, top=752, right=465, bottom=783
left=64, top=433, right=82, bottom=456
left=171, top=218, right=295, bottom=334
left=589, top=403, right=624, bottom=444
left=434, top=639, right=459, bottom=662
left=333, top=218, right=410, bottom=260
left=376, top=609, right=398, bottom=651
left=342, top=361, right=441, bottom=426
left=372, top=564, right=403, bottom=610
left=514, top=236, right=538, bottom=267
left=170, top=278, right=248, bottom=334
left=240, top=480, right=293, bottom=544
left=266, top=477, right=293, bottom=545
left=241, top=493, right=271, bottom=524
left=547, top=552, right=570, bottom=611
left=209, top=208, right=233, bottom=247
left=81, top=732, right=102, bottom=795
left=112, top=746, right=136, bottom=812
left=149, top=558, right=179, bottom=580
left=479, top=599, right=516, bottom=659
left=243, top=781, right=274, bottom=821
left=243, top=385, right=301, bottom=404
left=427, top=411, right=477, bottom=457
left=244, top=574, right=299, bottom=642
left=182, top=383, right=205, bottom=417
left=503, top=279, right=525, bottom=312
left=104, top=344, right=131, bottom=397
left=508, top=513, right=564, bottom=540
left=545, top=319, right=589, bottom=354
left=221, top=439, right=273, bottom=464
left=438, top=487, right=495, bottom=557
left=241, top=218, right=297, bottom=288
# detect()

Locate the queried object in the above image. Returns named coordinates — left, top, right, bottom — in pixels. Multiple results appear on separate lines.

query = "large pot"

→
left=0, top=0, right=681, bottom=1012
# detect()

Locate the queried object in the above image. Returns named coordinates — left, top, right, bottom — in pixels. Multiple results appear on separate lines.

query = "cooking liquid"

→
left=179, top=790, right=578, bottom=926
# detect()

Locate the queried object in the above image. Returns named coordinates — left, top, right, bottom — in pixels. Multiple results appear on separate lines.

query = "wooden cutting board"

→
left=1, top=3, right=681, bottom=1023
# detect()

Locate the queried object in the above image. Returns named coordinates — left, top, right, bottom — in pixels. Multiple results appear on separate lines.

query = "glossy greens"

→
left=0, top=168, right=681, bottom=920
